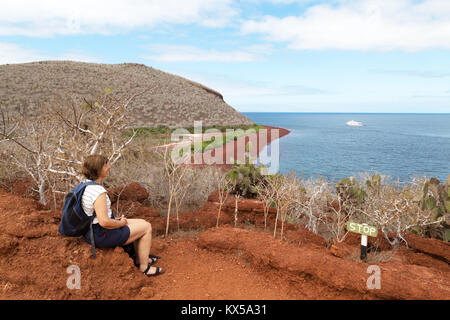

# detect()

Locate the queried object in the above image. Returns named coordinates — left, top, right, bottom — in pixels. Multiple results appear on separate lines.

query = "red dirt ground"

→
left=0, top=182, right=449, bottom=300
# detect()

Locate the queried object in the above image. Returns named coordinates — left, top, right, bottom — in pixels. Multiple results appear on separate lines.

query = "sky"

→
left=0, top=0, right=449, bottom=113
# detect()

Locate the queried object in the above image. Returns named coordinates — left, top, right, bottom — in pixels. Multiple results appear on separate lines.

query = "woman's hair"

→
left=82, top=155, right=108, bottom=180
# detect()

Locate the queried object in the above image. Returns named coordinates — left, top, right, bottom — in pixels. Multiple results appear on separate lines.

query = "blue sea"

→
left=242, top=113, right=450, bottom=183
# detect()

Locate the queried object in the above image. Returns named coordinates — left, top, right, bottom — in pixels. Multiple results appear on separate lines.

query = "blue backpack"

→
left=58, top=180, right=99, bottom=258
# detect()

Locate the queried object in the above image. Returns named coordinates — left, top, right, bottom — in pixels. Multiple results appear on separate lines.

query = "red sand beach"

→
left=189, top=125, right=290, bottom=171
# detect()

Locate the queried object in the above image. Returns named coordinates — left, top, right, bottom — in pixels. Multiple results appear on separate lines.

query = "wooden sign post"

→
left=346, top=222, right=378, bottom=261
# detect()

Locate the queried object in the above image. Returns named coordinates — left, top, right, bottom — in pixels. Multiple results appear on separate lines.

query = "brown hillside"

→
left=0, top=60, right=254, bottom=128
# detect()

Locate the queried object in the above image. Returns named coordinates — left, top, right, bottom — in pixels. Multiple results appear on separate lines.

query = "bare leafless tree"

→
left=212, top=167, right=231, bottom=227
left=51, top=91, right=141, bottom=175
left=264, top=173, right=285, bottom=238
left=233, top=193, right=241, bottom=227
left=1, top=106, right=58, bottom=205
left=1, top=89, right=142, bottom=205
left=360, top=180, right=442, bottom=248
left=155, top=144, right=190, bottom=237
left=255, top=177, right=276, bottom=231
left=295, top=177, right=331, bottom=235
left=278, top=171, right=300, bottom=240
left=173, top=167, right=196, bottom=231
left=326, top=194, right=357, bottom=243
left=0, top=105, right=20, bottom=143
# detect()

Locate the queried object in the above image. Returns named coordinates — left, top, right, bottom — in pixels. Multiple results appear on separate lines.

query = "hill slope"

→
left=0, top=61, right=254, bottom=128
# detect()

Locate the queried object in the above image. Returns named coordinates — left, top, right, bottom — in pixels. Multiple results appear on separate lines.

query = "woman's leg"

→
left=123, top=219, right=150, bottom=245
left=123, top=219, right=161, bottom=274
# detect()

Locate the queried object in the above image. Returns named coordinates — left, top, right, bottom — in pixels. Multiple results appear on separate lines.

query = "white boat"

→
left=346, top=120, right=363, bottom=127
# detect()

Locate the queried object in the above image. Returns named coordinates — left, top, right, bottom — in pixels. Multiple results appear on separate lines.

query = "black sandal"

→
left=134, top=255, right=159, bottom=268
left=124, top=244, right=162, bottom=267
left=142, top=264, right=164, bottom=277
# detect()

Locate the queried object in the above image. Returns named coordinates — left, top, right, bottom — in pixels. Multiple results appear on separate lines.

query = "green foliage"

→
left=418, top=177, right=448, bottom=220
left=104, top=86, right=112, bottom=95
left=125, top=124, right=264, bottom=143
left=185, top=124, right=264, bottom=134
left=225, top=154, right=266, bottom=198
left=191, top=135, right=226, bottom=153
left=445, top=229, right=450, bottom=242
left=188, top=124, right=264, bottom=154
left=425, top=197, right=437, bottom=210
left=414, top=175, right=450, bottom=241
left=81, top=101, right=91, bottom=111
left=366, top=174, right=381, bottom=194
left=335, top=176, right=366, bottom=204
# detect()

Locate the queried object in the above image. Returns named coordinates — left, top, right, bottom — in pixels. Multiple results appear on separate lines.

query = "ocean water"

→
left=242, top=112, right=450, bottom=183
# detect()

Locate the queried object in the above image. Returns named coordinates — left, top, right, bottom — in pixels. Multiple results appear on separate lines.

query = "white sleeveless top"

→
left=81, top=179, right=113, bottom=224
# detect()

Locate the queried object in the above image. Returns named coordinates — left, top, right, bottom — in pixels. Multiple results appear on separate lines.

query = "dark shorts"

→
left=84, top=223, right=130, bottom=248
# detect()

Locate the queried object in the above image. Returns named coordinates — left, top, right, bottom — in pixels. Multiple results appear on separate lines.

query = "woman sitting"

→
left=81, top=154, right=164, bottom=277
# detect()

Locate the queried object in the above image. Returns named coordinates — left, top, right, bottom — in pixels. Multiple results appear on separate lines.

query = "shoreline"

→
left=190, top=125, right=290, bottom=171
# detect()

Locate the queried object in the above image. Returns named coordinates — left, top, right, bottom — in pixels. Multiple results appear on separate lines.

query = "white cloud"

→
left=241, top=0, right=450, bottom=51
left=54, top=53, right=100, bottom=63
left=0, top=0, right=238, bottom=36
left=219, top=83, right=328, bottom=96
left=0, top=43, right=46, bottom=64
left=144, top=44, right=271, bottom=62
left=162, top=69, right=327, bottom=100
left=0, top=42, right=99, bottom=65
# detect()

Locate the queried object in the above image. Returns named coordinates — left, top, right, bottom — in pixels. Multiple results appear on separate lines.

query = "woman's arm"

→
left=93, top=193, right=127, bottom=229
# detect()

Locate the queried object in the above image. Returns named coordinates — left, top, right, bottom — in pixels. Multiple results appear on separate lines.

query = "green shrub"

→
left=410, top=176, right=450, bottom=241
left=225, top=149, right=266, bottom=199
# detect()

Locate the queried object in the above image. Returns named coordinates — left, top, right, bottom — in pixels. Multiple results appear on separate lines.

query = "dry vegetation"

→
left=0, top=81, right=448, bottom=246
left=0, top=89, right=220, bottom=216
left=0, top=60, right=254, bottom=128
left=271, top=172, right=448, bottom=246
left=222, top=157, right=449, bottom=246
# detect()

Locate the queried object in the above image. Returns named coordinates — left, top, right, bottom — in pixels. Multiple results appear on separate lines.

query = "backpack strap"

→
left=90, top=219, right=96, bottom=259
left=82, top=180, right=100, bottom=187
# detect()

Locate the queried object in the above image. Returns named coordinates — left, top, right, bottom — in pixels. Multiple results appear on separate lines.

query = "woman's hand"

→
left=117, top=215, right=128, bottom=227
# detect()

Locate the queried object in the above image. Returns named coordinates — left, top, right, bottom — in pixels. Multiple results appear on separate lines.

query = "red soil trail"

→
left=148, top=238, right=302, bottom=300
left=147, top=237, right=366, bottom=300
left=0, top=183, right=449, bottom=300
left=198, top=227, right=449, bottom=300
